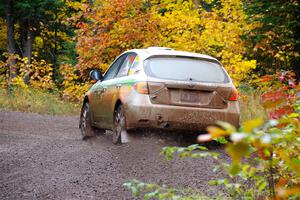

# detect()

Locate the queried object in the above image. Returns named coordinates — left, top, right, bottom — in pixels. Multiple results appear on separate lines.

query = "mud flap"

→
left=121, top=130, right=130, bottom=143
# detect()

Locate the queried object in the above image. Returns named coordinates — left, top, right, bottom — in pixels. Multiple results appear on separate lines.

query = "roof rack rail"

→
left=147, top=47, right=173, bottom=51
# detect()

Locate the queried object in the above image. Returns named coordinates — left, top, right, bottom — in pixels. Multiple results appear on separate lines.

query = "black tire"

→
left=80, top=102, right=95, bottom=140
left=112, top=105, right=127, bottom=144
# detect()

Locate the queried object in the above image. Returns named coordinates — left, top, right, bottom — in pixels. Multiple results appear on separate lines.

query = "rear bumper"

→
left=124, top=94, right=240, bottom=131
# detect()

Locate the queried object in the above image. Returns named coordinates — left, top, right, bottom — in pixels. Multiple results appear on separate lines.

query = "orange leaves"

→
left=74, top=0, right=257, bottom=84
left=76, top=21, right=85, bottom=29
left=75, top=0, right=158, bottom=79
left=275, top=179, right=300, bottom=199
left=261, top=90, right=287, bottom=103
left=269, top=106, right=294, bottom=119
left=259, top=71, right=299, bottom=119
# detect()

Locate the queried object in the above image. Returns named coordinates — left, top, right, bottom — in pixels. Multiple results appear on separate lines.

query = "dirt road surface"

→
left=0, top=110, right=228, bottom=200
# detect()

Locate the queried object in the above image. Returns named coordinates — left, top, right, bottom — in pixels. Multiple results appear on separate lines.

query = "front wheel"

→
left=80, top=102, right=95, bottom=140
left=112, top=105, right=128, bottom=144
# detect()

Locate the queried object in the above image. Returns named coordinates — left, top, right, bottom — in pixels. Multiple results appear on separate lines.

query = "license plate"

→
left=181, top=91, right=200, bottom=103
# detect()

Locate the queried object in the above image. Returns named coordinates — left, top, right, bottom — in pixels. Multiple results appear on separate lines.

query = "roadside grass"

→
left=0, top=86, right=265, bottom=120
left=0, top=87, right=80, bottom=115
left=239, top=89, right=267, bottom=124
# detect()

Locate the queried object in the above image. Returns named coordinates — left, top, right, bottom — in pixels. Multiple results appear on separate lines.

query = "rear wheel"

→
left=80, top=102, right=95, bottom=140
left=112, top=105, right=127, bottom=144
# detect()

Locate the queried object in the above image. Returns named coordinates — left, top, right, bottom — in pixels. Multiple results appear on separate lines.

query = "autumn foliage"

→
left=125, top=72, right=300, bottom=199
left=75, top=0, right=158, bottom=79
left=1, top=0, right=298, bottom=102
left=74, top=0, right=256, bottom=84
left=197, top=72, right=300, bottom=199
left=0, top=1, right=300, bottom=199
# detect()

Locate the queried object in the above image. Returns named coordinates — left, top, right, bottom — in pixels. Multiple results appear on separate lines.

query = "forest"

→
left=0, top=0, right=299, bottom=100
left=0, top=0, right=299, bottom=199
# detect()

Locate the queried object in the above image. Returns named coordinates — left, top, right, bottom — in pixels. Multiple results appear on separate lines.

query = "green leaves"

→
left=214, top=136, right=228, bottom=144
left=244, top=0, right=300, bottom=77
left=123, top=180, right=186, bottom=200
left=161, top=144, right=218, bottom=161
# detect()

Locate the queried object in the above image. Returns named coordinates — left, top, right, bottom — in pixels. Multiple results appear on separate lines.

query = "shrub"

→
left=0, top=87, right=79, bottom=115
left=124, top=71, right=300, bottom=199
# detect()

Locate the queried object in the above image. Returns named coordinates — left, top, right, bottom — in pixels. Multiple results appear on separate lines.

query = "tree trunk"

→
left=19, top=20, right=27, bottom=56
left=6, top=0, right=17, bottom=79
left=22, top=22, right=34, bottom=84
left=53, top=12, right=58, bottom=81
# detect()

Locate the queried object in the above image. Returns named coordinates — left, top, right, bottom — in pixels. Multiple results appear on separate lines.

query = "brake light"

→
left=229, top=87, right=238, bottom=101
left=133, top=82, right=149, bottom=94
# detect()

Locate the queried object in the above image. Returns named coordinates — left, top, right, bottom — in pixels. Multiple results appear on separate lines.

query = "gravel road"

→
left=0, top=110, right=228, bottom=200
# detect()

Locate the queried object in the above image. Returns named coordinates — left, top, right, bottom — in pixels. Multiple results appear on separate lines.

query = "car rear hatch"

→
left=144, top=56, right=234, bottom=109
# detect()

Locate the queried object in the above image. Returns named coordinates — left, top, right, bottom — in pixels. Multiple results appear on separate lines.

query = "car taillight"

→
left=229, top=87, right=238, bottom=101
left=133, top=82, right=149, bottom=94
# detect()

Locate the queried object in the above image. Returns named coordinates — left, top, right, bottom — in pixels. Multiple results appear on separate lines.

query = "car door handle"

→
left=116, top=84, right=122, bottom=89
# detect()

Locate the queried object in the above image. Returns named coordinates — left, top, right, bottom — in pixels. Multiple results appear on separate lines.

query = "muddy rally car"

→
left=79, top=47, right=240, bottom=143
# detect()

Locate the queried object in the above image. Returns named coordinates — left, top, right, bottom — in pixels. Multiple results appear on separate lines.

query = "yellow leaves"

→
left=65, top=0, right=87, bottom=11
left=2, top=53, right=54, bottom=90
left=25, top=56, right=54, bottom=90
left=198, top=121, right=236, bottom=142
left=59, top=64, right=91, bottom=102
left=196, top=0, right=256, bottom=84
left=220, top=52, right=256, bottom=84
left=68, top=1, right=264, bottom=102
left=289, top=113, right=299, bottom=118
left=198, top=126, right=229, bottom=142
left=11, top=76, right=29, bottom=90
left=75, top=0, right=257, bottom=84
left=207, top=126, right=229, bottom=138
left=242, top=118, right=264, bottom=133
left=153, top=0, right=257, bottom=84
left=226, top=142, right=250, bottom=164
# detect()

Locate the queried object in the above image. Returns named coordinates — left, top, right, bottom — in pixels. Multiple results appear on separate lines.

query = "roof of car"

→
left=127, top=47, right=219, bottom=62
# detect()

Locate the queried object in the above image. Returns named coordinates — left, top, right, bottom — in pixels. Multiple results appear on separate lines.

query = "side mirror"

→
left=89, top=69, right=103, bottom=81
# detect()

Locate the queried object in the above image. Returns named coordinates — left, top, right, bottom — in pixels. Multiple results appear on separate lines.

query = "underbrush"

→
left=0, top=87, right=80, bottom=115
left=125, top=71, right=300, bottom=200
left=0, top=84, right=267, bottom=119
left=239, top=89, right=267, bottom=123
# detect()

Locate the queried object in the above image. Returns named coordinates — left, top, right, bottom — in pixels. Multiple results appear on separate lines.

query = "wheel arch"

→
left=114, top=99, right=122, bottom=112
left=83, top=95, right=89, bottom=104
left=79, top=95, right=90, bottom=128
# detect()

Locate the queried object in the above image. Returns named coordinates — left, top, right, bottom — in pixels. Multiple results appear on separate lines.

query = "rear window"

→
left=144, top=56, right=229, bottom=83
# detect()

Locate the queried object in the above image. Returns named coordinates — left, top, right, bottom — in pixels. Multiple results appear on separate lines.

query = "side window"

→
left=103, top=54, right=127, bottom=81
left=116, top=53, right=137, bottom=77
